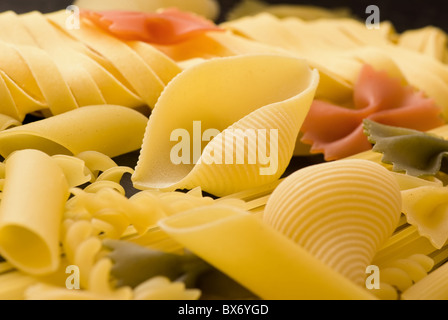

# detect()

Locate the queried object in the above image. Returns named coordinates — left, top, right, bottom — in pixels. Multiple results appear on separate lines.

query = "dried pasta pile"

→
left=1, top=0, right=448, bottom=300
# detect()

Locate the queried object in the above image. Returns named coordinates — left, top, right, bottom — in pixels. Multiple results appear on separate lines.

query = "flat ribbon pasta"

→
left=0, top=105, right=148, bottom=159
left=222, top=13, right=448, bottom=120
left=158, top=205, right=376, bottom=300
left=0, top=149, right=69, bottom=275
left=132, top=54, right=319, bottom=197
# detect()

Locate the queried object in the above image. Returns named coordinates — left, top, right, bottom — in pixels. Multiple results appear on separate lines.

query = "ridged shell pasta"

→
left=132, top=54, right=319, bottom=197
left=263, top=159, right=402, bottom=286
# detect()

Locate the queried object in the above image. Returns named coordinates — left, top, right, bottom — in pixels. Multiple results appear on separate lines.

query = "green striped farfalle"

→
left=363, top=119, right=448, bottom=177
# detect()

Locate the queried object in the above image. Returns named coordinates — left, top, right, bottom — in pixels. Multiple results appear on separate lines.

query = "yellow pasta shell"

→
left=263, top=159, right=402, bottom=286
left=132, top=54, right=319, bottom=197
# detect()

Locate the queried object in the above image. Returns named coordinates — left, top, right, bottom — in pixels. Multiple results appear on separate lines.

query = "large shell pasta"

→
left=263, top=159, right=402, bottom=286
left=0, top=149, right=69, bottom=275
left=132, top=54, right=319, bottom=196
left=0, top=105, right=148, bottom=159
left=158, top=205, right=375, bottom=300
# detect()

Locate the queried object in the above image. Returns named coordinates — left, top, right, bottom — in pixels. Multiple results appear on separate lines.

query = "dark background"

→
left=1, top=0, right=448, bottom=33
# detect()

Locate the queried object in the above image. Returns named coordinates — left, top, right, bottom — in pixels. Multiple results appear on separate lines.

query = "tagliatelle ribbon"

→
left=132, top=54, right=319, bottom=197
left=0, top=105, right=148, bottom=159
left=73, top=0, right=220, bottom=21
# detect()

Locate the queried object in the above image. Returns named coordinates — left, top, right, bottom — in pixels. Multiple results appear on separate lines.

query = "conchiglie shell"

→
left=132, top=54, right=319, bottom=197
left=263, top=159, right=402, bottom=286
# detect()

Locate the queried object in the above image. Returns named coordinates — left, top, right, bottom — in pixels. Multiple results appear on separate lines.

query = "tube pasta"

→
left=132, top=54, right=319, bottom=197
left=158, top=205, right=375, bottom=300
left=0, top=149, right=69, bottom=275
left=263, top=159, right=402, bottom=286
left=0, top=105, right=148, bottom=159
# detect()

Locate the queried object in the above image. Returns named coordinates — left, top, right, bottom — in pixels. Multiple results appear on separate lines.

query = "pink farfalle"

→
left=300, top=64, right=445, bottom=160
left=81, top=8, right=223, bottom=45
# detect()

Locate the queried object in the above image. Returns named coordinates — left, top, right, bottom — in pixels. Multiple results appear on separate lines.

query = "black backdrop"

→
left=1, top=0, right=448, bottom=33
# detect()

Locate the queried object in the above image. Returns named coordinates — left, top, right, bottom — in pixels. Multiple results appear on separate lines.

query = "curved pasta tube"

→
left=132, top=54, right=319, bottom=196
left=158, top=205, right=376, bottom=300
left=0, top=149, right=69, bottom=275
left=0, top=105, right=148, bottom=159
left=263, top=159, right=402, bottom=286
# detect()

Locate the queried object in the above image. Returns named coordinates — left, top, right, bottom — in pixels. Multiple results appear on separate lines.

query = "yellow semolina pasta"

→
left=0, top=105, right=148, bottom=159
left=222, top=13, right=448, bottom=119
left=227, top=0, right=352, bottom=21
left=0, top=149, right=69, bottom=275
left=73, top=0, right=220, bottom=21
left=398, top=26, right=448, bottom=63
left=401, top=186, right=448, bottom=249
left=158, top=205, right=376, bottom=300
left=0, top=10, right=182, bottom=120
left=263, top=159, right=402, bottom=286
left=132, top=54, right=319, bottom=197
